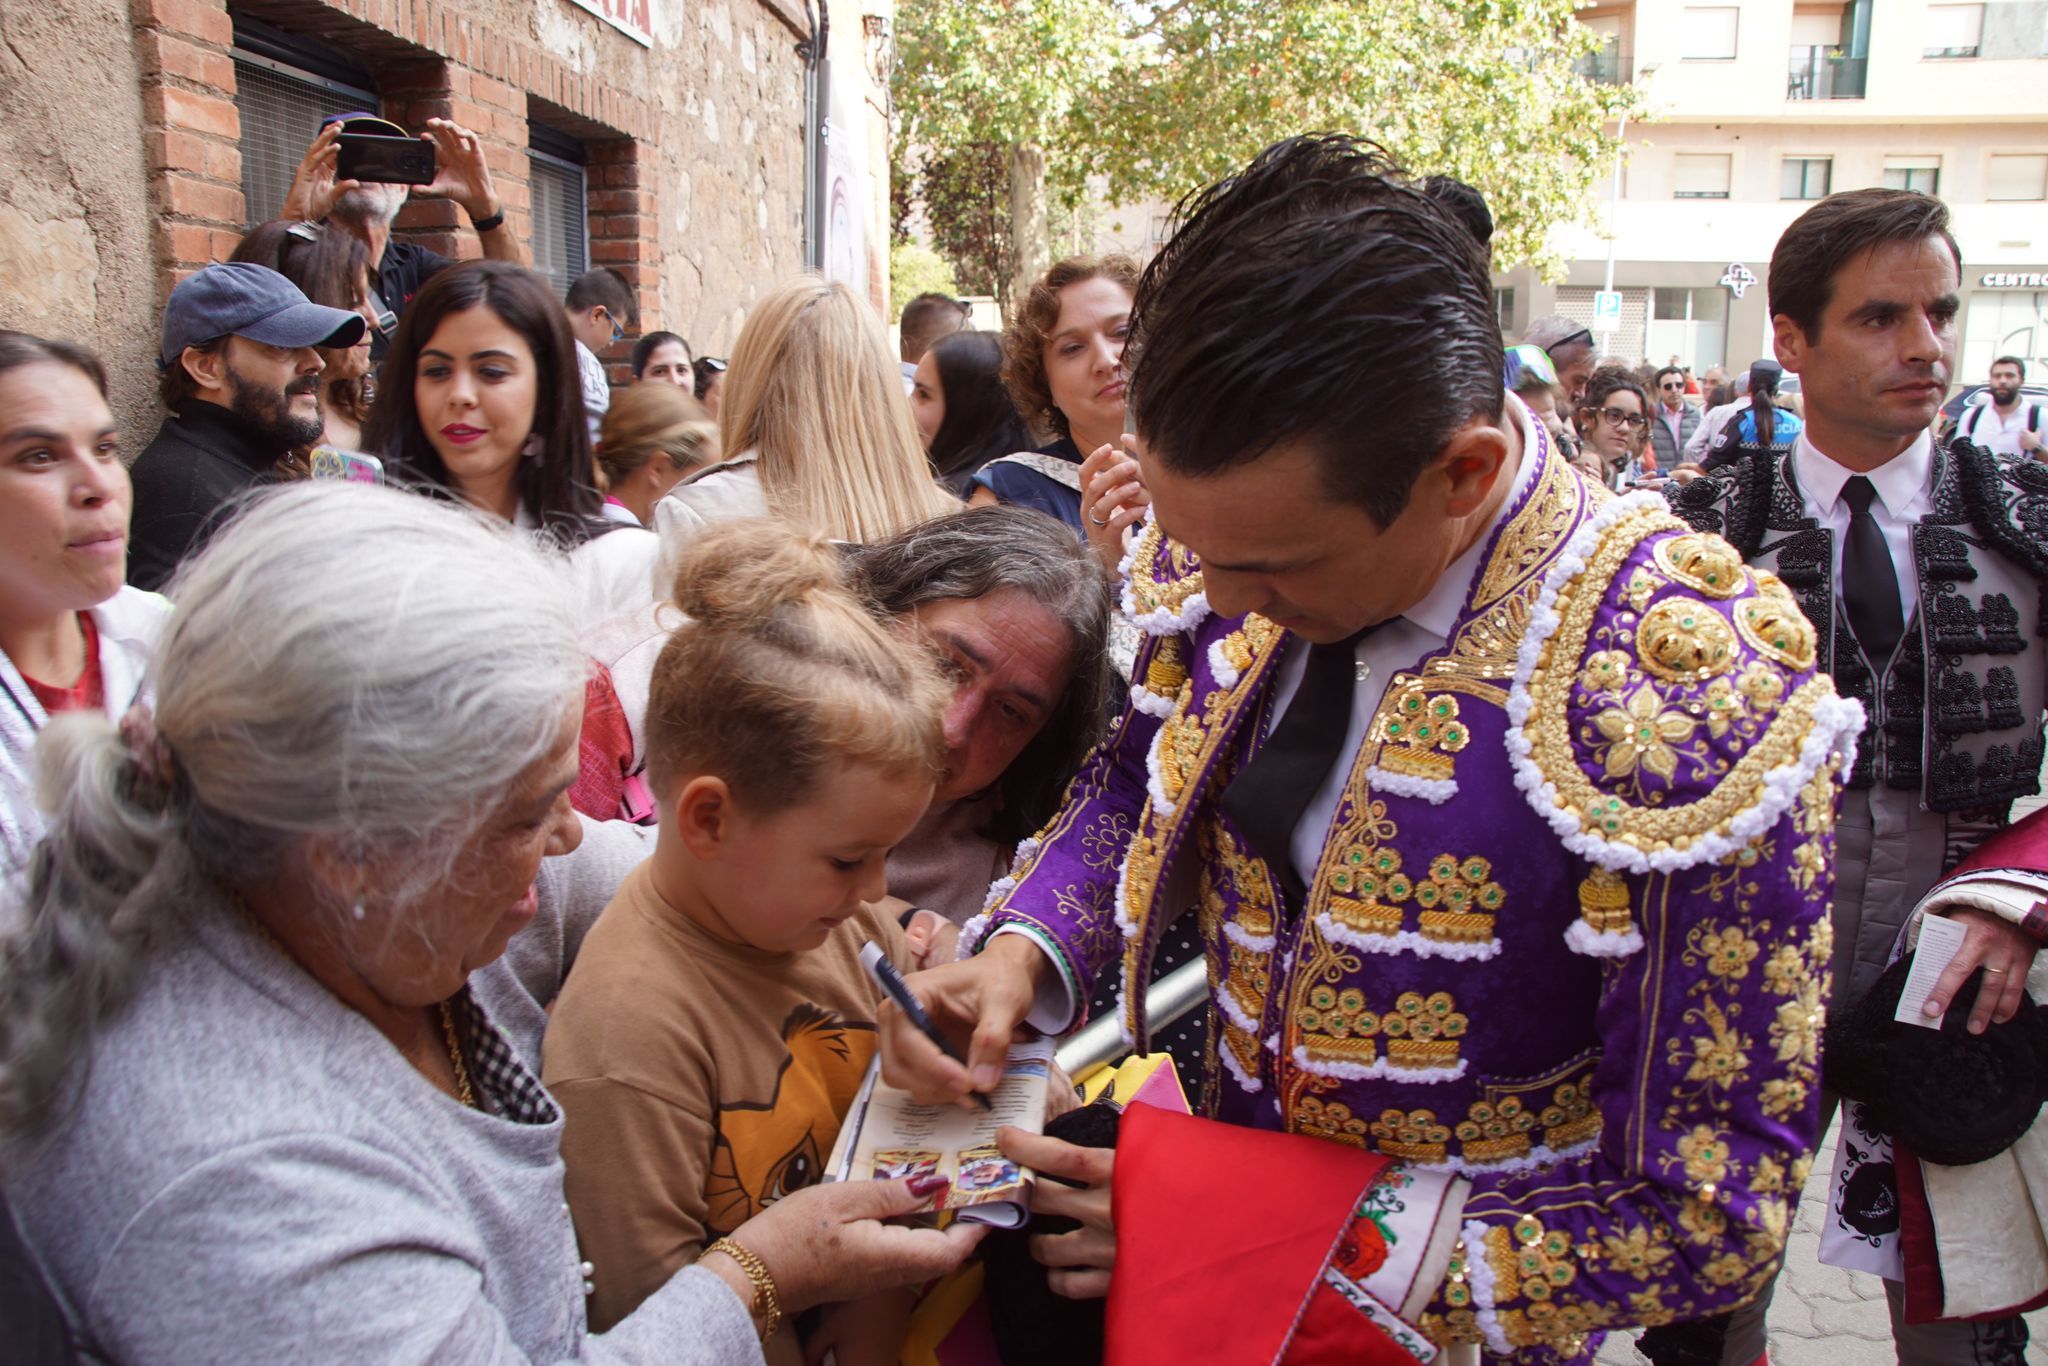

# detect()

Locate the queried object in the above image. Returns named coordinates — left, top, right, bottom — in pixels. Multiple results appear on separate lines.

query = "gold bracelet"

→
left=701, top=1236, right=782, bottom=1342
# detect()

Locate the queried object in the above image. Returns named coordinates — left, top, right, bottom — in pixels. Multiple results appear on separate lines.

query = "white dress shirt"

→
left=1959, top=398, right=2043, bottom=461
left=1267, top=398, right=1546, bottom=879
left=1791, top=429, right=1933, bottom=634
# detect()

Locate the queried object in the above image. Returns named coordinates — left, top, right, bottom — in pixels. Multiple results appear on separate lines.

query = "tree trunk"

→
left=1008, top=141, right=1050, bottom=312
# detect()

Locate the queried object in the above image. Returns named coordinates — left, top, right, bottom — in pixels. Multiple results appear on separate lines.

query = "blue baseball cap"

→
left=159, top=262, right=366, bottom=367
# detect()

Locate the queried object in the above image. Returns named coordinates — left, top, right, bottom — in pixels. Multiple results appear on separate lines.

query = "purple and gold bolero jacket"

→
left=964, top=440, right=1865, bottom=1359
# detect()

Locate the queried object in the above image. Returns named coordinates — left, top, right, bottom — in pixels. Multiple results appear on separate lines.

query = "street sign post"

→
left=1592, top=289, right=1623, bottom=334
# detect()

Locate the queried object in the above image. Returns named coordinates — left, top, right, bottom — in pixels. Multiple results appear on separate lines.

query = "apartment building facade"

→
left=1495, top=0, right=2048, bottom=385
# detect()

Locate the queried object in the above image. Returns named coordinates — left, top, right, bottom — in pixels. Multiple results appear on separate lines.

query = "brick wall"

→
left=133, top=0, right=245, bottom=296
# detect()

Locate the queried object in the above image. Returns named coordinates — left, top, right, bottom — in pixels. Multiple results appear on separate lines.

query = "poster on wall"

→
left=565, top=0, right=652, bottom=47
left=820, top=70, right=868, bottom=295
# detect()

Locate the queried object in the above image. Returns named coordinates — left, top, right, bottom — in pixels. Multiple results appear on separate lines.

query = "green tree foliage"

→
left=890, top=241, right=963, bottom=320
left=894, top=0, right=1641, bottom=285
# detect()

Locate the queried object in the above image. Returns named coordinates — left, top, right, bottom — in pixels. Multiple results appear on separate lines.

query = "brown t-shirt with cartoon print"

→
left=542, top=860, right=908, bottom=1333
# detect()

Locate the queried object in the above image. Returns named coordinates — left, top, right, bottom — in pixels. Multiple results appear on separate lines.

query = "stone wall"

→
left=0, top=0, right=163, bottom=441
left=0, top=0, right=890, bottom=440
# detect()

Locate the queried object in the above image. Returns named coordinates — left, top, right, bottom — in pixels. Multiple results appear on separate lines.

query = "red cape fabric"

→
left=1107, top=1105, right=1407, bottom=1366
left=1952, top=805, right=2048, bottom=876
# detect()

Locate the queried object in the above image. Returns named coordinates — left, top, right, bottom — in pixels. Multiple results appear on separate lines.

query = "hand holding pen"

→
left=863, top=942, right=994, bottom=1110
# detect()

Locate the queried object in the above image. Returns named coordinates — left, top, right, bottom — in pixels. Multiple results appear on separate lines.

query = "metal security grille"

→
left=530, top=148, right=589, bottom=300
left=233, top=51, right=377, bottom=227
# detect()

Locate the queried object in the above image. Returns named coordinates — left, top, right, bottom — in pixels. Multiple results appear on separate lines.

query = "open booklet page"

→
left=825, top=1036, right=1055, bottom=1229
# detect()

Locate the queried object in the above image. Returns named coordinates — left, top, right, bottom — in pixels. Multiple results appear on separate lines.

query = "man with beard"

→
left=1956, top=355, right=2044, bottom=460
left=128, top=262, right=365, bottom=590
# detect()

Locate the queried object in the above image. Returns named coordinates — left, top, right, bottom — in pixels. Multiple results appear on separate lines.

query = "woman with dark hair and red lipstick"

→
left=0, top=330, right=170, bottom=885
left=366, top=260, right=661, bottom=621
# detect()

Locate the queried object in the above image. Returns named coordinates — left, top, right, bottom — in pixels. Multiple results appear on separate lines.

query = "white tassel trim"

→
left=1222, top=920, right=1276, bottom=953
left=1143, top=722, right=1179, bottom=818
left=1290, top=1045, right=1468, bottom=1085
left=1462, top=1219, right=1512, bottom=1356
left=1122, top=584, right=1211, bottom=638
left=1265, top=1032, right=1280, bottom=1054
left=1117, top=510, right=1212, bottom=637
left=1564, top=917, right=1646, bottom=959
left=1128, top=683, right=1178, bottom=718
left=1220, top=1040, right=1264, bottom=1093
left=1409, top=1137, right=1599, bottom=1179
left=1362, top=765, right=1458, bottom=806
left=1112, top=840, right=1143, bottom=938
left=1215, top=984, right=1262, bottom=1035
left=1207, top=637, right=1244, bottom=690
left=1315, top=913, right=1502, bottom=963
left=979, top=876, right=1017, bottom=915
left=956, top=911, right=993, bottom=961
left=1504, top=493, right=1869, bottom=875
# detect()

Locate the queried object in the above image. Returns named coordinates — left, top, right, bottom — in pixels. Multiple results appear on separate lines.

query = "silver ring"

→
left=1089, top=512, right=1111, bottom=526
left=1985, top=966, right=2011, bottom=974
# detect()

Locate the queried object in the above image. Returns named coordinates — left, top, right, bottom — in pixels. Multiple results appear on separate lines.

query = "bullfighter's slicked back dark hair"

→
left=1124, top=134, right=1505, bottom=527
left=1769, top=189, right=1960, bottom=341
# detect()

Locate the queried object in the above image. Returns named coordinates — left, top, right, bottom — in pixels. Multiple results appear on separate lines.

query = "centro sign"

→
left=1981, top=271, right=2048, bottom=288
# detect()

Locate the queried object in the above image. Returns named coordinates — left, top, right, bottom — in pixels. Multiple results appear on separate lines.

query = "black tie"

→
left=1220, top=630, right=1369, bottom=916
left=1840, top=476, right=1904, bottom=666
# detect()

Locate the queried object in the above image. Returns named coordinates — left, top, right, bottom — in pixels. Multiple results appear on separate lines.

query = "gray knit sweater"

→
left=3, top=818, right=762, bottom=1364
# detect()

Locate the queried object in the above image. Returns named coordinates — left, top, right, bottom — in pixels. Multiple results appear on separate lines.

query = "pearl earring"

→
left=521, top=434, right=544, bottom=461
left=352, top=899, right=366, bottom=921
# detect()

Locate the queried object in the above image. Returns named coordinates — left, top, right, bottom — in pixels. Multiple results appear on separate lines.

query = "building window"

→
left=1882, top=156, right=1941, bottom=195
left=1987, top=154, right=2048, bottom=202
left=1923, top=4, right=1983, bottom=59
left=232, top=20, right=378, bottom=227
left=1673, top=153, right=1733, bottom=199
left=1780, top=156, right=1833, bottom=200
left=528, top=124, right=589, bottom=300
left=1494, top=287, right=1516, bottom=334
left=1681, top=7, right=1740, bottom=61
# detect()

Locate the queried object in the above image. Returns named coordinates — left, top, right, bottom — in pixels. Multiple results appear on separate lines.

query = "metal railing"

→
left=1575, top=45, right=1630, bottom=85
left=1787, top=46, right=1867, bottom=100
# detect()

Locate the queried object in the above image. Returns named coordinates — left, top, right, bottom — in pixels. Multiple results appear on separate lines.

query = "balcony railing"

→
left=1575, top=45, right=1629, bottom=85
left=1788, top=46, right=1867, bottom=100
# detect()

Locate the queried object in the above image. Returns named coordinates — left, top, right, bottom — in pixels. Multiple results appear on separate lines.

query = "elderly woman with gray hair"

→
left=0, top=483, right=980, bottom=1362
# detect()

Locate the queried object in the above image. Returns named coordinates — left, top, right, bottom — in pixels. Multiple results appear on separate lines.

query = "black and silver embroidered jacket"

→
left=1668, top=436, right=2048, bottom=816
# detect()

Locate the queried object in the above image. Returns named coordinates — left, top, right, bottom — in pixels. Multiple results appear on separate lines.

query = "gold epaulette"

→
left=1506, top=494, right=1865, bottom=881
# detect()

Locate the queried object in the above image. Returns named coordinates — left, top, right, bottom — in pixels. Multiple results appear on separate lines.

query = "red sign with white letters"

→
left=566, top=0, right=652, bottom=47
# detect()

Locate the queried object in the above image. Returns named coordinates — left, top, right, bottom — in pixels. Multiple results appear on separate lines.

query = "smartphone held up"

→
left=335, top=132, right=436, bottom=187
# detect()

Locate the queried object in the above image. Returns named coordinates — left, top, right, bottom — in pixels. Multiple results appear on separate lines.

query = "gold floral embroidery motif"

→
left=1224, top=940, right=1270, bottom=1031
left=1295, top=1094, right=1370, bottom=1147
left=1123, top=519, right=1205, bottom=622
left=1383, top=991, right=1468, bottom=1072
left=1732, top=571, right=1818, bottom=670
left=1540, top=1080, right=1602, bottom=1150
left=1652, top=533, right=1746, bottom=599
left=1592, top=682, right=1700, bottom=783
left=1636, top=598, right=1738, bottom=684
left=1221, top=1020, right=1262, bottom=1087
left=1414, top=855, right=1506, bottom=946
left=1296, top=984, right=1381, bottom=1065
left=1457, top=1095, right=1539, bottom=1164
left=1208, top=822, right=1277, bottom=940
left=1624, top=566, right=1665, bottom=614
left=1371, top=1107, right=1454, bottom=1162
left=1120, top=831, right=1162, bottom=930
left=1376, top=688, right=1473, bottom=785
